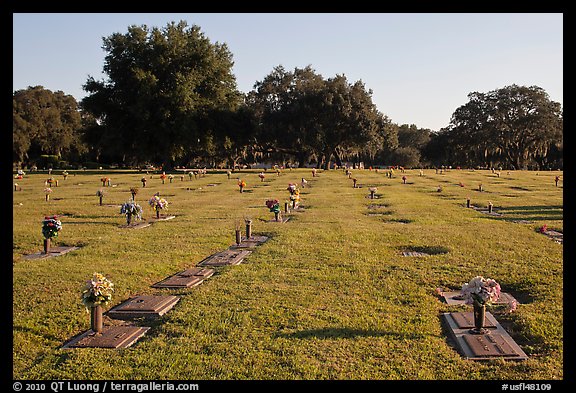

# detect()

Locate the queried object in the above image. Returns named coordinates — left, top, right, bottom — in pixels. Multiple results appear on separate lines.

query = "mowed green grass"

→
left=12, top=168, right=563, bottom=380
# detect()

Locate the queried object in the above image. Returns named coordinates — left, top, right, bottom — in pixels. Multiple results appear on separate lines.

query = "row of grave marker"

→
left=359, top=181, right=528, bottom=361
left=62, top=228, right=269, bottom=349
left=62, top=183, right=309, bottom=349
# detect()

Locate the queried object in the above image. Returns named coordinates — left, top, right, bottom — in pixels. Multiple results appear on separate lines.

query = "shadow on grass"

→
left=497, top=205, right=563, bottom=222
left=400, top=245, right=450, bottom=255
left=277, top=327, right=431, bottom=340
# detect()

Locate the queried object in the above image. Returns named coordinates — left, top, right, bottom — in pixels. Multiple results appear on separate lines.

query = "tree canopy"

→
left=13, top=86, right=84, bottom=166
left=81, top=21, right=242, bottom=169
left=441, top=84, right=563, bottom=169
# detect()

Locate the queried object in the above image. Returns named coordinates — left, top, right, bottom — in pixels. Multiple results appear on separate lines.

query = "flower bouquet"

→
left=461, top=276, right=501, bottom=334
left=81, top=272, right=114, bottom=333
left=160, top=173, right=167, bottom=184
left=42, top=215, right=62, bottom=239
left=62, top=170, right=69, bottom=180
left=120, top=200, right=143, bottom=225
left=368, top=187, right=377, bottom=199
left=42, top=215, right=62, bottom=253
left=402, top=175, right=407, bottom=184
left=149, top=194, right=168, bottom=218
left=287, top=183, right=297, bottom=194
left=44, top=187, right=52, bottom=201
left=266, top=199, right=282, bottom=221
left=168, top=174, right=174, bottom=183
left=141, top=177, right=147, bottom=187
left=290, top=190, right=300, bottom=208
left=238, top=179, right=246, bottom=193
left=96, top=189, right=105, bottom=205
left=259, top=172, right=265, bottom=182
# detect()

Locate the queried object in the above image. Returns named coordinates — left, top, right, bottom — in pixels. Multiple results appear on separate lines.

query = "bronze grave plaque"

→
left=63, top=326, right=150, bottom=349
left=151, top=267, right=215, bottom=288
left=107, top=295, right=180, bottom=319
left=463, top=333, right=520, bottom=358
left=197, top=249, right=252, bottom=267
left=451, top=312, right=497, bottom=329
left=230, top=235, right=269, bottom=249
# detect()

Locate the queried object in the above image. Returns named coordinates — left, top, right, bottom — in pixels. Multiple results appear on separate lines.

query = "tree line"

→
left=13, top=21, right=563, bottom=171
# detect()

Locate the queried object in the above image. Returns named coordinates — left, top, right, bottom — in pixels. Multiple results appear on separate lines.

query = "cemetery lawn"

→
left=12, top=168, right=563, bottom=380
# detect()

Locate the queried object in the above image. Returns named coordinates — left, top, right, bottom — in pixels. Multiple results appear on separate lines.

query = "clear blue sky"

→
left=13, top=13, right=563, bottom=131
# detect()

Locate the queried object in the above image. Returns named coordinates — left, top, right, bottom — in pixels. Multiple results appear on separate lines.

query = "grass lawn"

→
left=12, top=167, right=563, bottom=380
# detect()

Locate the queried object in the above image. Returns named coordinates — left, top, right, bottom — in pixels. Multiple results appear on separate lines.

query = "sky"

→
left=13, top=13, right=563, bottom=131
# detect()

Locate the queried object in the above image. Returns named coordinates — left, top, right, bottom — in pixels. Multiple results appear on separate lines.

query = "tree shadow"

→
left=276, top=327, right=432, bottom=340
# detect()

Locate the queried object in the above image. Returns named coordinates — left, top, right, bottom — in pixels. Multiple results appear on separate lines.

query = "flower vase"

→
left=156, top=210, right=160, bottom=219
left=284, top=202, right=290, bottom=214
left=45, top=194, right=49, bottom=201
left=235, top=229, right=241, bottom=245
left=91, top=305, right=103, bottom=334
left=470, top=302, right=488, bottom=335
left=274, top=212, right=280, bottom=222
left=99, top=196, right=103, bottom=206
left=370, top=191, right=375, bottom=199
left=245, top=220, right=252, bottom=239
left=43, top=238, right=50, bottom=254
left=126, top=213, right=132, bottom=226
left=292, top=200, right=296, bottom=209
left=131, top=192, right=136, bottom=201
left=239, top=186, right=243, bottom=193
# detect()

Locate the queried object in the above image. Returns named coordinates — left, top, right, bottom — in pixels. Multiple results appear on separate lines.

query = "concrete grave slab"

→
left=23, top=246, right=80, bottom=260
left=442, top=291, right=518, bottom=307
left=442, top=312, right=528, bottom=361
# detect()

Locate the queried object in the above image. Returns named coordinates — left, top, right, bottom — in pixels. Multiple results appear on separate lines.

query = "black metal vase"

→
left=470, top=302, right=488, bottom=335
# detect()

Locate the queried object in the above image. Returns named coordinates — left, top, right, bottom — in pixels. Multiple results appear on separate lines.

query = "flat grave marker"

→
left=23, top=246, right=80, bottom=260
left=151, top=267, right=215, bottom=288
left=62, top=326, right=150, bottom=349
left=442, top=311, right=528, bottom=361
left=197, top=249, right=252, bottom=267
left=106, top=295, right=180, bottom=319
left=402, top=251, right=429, bottom=257
left=230, top=235, right=269, bottom=249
